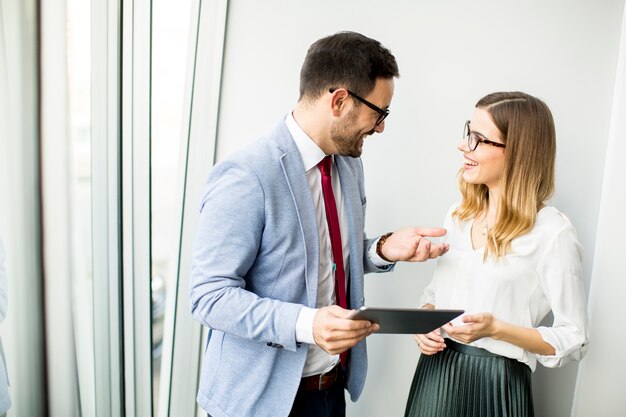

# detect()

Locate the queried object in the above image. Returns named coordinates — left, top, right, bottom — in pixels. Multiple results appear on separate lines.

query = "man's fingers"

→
left=407, top=237, right=433, bottom=261
left=428, top=243, right=448, bottom=259
left=313, top=306, right=378, bottom=354
left=414, top=227, right=447, bottom=237
left=407, top=238, right=448, bottom=262
left=325, top=304, right=350, bottom=317
left=316, top=325, right=375, bottom=354
left=415, top=238, right=431, bottom=260
left=323, top=305, right=371, bottom=326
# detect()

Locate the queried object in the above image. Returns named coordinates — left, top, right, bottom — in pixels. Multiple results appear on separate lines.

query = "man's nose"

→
left=373, top=120, right=385, bottom=134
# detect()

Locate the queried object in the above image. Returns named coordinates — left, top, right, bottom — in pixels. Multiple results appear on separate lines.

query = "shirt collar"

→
left=285, top=111, right=328, bottom=172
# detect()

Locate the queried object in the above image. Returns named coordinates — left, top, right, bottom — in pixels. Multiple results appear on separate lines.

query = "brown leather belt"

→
left=299, top=363, right=342, bottom=391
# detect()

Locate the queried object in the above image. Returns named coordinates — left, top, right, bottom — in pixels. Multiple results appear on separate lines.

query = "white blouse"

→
left=420, top=204, right=589, bottom=371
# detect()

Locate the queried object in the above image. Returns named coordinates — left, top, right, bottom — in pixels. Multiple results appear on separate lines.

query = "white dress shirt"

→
left=286, top=113, right=390, bottom=377
left=420, top=203, right=589, bottom=371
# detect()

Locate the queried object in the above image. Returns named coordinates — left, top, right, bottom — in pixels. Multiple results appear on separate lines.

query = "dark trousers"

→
left=208, top=373, right=346, bottom=417
left=288, top=380, right=346, bottom=417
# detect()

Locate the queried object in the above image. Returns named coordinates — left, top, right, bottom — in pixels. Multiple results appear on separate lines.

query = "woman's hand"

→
left=443, top=312, right=499, bottom=344
left=414, top=328, right=446, bottom=355
left=445, top=312, right=557, bottom=355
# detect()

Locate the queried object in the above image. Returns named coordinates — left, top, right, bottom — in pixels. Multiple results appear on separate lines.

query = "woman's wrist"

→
left=490, top=318, right=504, bottom=340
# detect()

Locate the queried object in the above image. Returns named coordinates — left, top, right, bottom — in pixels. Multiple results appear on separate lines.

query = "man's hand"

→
left=312, top=305, right=380, bottom=355
left=379, top=227, right=449, bottom=262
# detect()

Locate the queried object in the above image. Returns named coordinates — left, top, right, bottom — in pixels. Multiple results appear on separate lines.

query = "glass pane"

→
left=151, top=0, right=193, bottom=413
left=67, top=0, right=96, bottom=414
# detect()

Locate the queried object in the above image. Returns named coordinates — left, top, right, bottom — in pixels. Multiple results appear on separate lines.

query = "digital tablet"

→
left=348, top=306, right=464, bottom=334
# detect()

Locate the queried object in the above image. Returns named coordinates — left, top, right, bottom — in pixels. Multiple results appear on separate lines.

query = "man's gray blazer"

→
left=190, top=119, right=391, bottom=417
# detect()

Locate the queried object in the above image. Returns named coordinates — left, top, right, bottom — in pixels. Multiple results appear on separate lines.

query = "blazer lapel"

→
left=335, top=157, right=365, bottom=309
left=279, top=146, right=319, bottom=307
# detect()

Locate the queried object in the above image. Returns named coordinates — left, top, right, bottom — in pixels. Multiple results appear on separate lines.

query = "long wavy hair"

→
left=453, top=92, right=556, bottom=260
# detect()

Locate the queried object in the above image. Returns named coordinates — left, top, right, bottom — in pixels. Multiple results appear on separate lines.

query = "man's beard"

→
left=330, top=108, right=373, bottom=158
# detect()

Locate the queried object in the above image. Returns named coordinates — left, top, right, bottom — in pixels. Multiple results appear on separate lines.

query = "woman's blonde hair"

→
left=453, top=92, right=556, bottom=260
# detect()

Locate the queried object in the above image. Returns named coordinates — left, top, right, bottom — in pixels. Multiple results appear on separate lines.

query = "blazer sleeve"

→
left=189, top=162, right=302, bottom=352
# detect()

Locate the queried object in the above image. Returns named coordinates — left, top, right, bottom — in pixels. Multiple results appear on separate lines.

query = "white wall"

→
left=572, top=3, right=626, bottom=416
left=215, top=1, right=624, bottom=416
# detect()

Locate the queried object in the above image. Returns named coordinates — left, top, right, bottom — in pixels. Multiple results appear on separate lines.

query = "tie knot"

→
left=317, top=155, right=332, bottom=177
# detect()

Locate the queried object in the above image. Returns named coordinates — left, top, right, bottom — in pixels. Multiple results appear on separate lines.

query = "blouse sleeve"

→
left=534, top=220, right=589, bottom=368
left=419, top=278, right=436, bottom=307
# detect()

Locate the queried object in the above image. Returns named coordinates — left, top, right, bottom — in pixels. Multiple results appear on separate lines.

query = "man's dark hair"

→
left=298, top=31, right=399, bottom=102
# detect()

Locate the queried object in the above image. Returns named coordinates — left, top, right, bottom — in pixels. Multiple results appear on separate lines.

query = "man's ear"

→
left=329, top=88, right=349, bottom=117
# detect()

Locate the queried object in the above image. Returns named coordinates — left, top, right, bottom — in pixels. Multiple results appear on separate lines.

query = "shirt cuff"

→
left=295, top=306, right=317, bottom=344
left=368, top=237, right=396, bottom=267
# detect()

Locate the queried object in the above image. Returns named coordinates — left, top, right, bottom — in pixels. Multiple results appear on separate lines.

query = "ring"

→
left=417, top=340, right=422, bottom=347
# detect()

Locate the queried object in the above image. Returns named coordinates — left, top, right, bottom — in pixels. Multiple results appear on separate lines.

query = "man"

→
left=190, top=31, right=448, bottom=417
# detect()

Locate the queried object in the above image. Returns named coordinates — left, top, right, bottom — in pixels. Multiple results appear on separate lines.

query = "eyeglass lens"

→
left=329, top=88, right=389, bottom=126
left=464, top=121, right=477, bottom=151
left=348, top=90, right=388, bottom=126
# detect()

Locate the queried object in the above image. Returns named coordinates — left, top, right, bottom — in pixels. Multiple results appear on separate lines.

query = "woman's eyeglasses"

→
left=463, top=120, right=506, bottom=151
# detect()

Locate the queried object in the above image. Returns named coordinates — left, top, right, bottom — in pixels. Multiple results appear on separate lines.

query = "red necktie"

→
left=317, top=156, right=349, bottom=366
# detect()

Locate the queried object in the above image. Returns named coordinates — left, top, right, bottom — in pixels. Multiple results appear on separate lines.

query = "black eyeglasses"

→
left=329, top=88, right=389, bottom=126
left=463, top=120, right=506, bottom=151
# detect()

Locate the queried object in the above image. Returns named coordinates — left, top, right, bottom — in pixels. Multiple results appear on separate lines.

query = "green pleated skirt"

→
left=404, top=338, right=534, bottom=417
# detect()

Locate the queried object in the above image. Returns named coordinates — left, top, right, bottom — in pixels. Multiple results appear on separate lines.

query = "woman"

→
left=405, top=92, right=589, bottom=417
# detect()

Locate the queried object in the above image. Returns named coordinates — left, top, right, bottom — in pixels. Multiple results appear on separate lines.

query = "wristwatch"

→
left=376, top=232, right=394, bottom=263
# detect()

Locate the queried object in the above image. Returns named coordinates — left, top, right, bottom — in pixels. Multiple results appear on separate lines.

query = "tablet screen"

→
left=349, top=307, right=464, bottom=334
